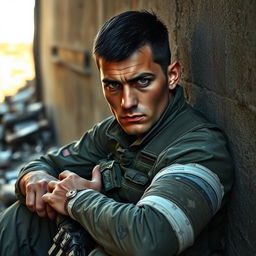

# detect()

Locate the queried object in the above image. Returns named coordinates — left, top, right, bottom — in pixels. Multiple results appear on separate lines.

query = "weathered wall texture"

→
left=38, top=0, right=255, bottom=255
left=171, top=2, right=256, bottom=255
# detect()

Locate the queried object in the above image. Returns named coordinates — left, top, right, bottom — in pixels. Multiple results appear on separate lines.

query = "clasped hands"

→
left=19, top=165, right=101, bottom=219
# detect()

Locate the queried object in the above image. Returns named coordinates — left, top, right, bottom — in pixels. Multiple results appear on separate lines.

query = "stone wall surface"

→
left=38, top=0, right=256, bottom=255
left=171, top=1, right=256, bottom=255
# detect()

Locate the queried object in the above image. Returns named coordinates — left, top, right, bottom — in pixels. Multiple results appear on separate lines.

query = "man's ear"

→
left=167, top=61, right=181, bottom=90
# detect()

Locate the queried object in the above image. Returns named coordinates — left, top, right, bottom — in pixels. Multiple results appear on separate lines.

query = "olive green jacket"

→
left=16, top=86, right=233, bottom=256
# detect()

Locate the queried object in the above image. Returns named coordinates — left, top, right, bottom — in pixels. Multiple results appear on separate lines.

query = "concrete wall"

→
left=171, top=1, right=256, bottom=255
left=38, top=0, right=256, bottom=254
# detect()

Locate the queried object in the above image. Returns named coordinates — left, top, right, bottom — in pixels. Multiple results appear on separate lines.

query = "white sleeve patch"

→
left=137, top=163, right=224, bottom=253
left=137, top=195, right=194, bottom=253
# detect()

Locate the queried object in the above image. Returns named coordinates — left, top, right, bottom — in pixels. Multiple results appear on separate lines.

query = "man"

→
left=0, top=11, right=233, bottom=255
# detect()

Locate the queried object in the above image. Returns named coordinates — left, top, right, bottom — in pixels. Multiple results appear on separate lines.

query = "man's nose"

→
left=121, top=85, right=138, bottom=109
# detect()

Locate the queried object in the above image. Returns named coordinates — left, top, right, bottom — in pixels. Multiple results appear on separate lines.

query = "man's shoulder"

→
left=148, top=104, right=220, bottom=153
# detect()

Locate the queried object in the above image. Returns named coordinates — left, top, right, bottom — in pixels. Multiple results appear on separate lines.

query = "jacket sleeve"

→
left=68, top=189, right=179, bottom=256
left=68, top=162, right=223, bottom=256
left=15, top=118, right=112, bottom=200
left=153, top=127, right=233, bottom=195
left=67, top=127, right=233, bottom=256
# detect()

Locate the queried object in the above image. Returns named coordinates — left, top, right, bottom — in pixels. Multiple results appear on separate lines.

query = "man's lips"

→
left=120, top=115, right=145, bottom=122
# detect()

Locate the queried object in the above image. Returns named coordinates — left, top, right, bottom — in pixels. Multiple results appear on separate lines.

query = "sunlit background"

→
left=0, top=0, right=35, bottom=102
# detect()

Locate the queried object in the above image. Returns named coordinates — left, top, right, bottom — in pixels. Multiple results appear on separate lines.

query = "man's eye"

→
left=137, top=78, right=150, bottom=86
left=105, top=82, right=120, bottom=90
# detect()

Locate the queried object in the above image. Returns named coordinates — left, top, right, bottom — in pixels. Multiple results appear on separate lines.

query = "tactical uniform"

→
left=0, top=86, right=233, bottom=256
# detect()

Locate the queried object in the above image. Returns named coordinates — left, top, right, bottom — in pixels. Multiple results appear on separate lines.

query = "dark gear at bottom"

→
left=48, top=215, right=96, bottom=256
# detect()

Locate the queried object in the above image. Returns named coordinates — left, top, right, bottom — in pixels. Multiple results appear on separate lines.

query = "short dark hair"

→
left=93, top=10, right=171, bottom=72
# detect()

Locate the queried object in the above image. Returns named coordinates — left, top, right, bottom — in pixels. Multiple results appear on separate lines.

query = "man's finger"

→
left=35, top=189, right=48, bottom=217
left=47, top=180, right=59, bottom=192
left=42, top=193, right=67, bottom=216
left=26, top=190, right=36, bottom=212
left=46, top=204, right=57, bottom=219
left=92, top=165, right=101, bottom=182
left=42, top=192, right=51, bottom=203
left=59, top=170, right=73, bottom=180
left=90, top=165, right=102, bottom=192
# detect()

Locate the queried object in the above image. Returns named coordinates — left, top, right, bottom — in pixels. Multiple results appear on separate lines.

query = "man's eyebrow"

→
left=102, top=78, right=119, bottom=84
left=102, top=73, right=155, bottom=84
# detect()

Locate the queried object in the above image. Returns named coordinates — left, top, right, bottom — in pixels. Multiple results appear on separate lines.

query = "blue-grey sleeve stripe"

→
left=152, top=163, right=224, bottom=214
left=137, top=195, right=194, bottom=254
left=170, top=173, right=218, bottom=213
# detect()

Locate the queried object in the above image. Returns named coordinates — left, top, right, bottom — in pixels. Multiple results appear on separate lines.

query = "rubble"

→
left=0, top=81, right=56, bottom=212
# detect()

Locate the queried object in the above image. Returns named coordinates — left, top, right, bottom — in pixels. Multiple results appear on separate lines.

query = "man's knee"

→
left=0, top=201, right=23, bottom=224
left=0, top=201, right=31, bottom=255
left=0, top=201, right=57, bottom=255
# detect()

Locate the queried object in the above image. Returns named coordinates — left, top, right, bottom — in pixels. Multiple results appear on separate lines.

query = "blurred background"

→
left=0, top=1, right=255, bottom=255
left=0, top=0, right=54, bottom=214
left=0, top=0, right=35, bottom=102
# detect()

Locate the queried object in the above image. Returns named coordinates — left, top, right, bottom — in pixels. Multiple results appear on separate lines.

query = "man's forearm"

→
left=68, top=190, right=179, bottom=256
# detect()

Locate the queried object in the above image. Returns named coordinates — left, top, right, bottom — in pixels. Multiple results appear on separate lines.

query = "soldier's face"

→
left=98, top=45, right=176, bottom=137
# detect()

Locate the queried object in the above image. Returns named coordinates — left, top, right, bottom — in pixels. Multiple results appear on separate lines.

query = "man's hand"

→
left=19, top=170, right=58, bottom=219
left=42, top=165, right=101, bottom=215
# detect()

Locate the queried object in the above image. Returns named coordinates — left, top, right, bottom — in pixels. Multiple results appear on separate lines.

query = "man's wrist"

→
left=64, top=189, right=83, bottom=215
left=65, top=189, right=94, bottom=219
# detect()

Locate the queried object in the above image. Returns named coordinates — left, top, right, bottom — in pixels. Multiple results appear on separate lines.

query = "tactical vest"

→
left=100, top=104, right=218, bottom=204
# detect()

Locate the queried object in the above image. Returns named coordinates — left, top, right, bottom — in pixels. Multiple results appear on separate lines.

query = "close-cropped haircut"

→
left=93, top=10, right=171, bottom=72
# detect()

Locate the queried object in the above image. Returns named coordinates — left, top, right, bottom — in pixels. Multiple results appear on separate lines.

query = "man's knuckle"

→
left=26, top=202, right=35, bottom=211
left=37, top=180, right=47, bottom=187
left=67, top=172, right=76, bottom=178
left=26, top=183, right=34, bottom=191
left=47, top=197, right=53, bottom=204
left=26, top=202, right=33, bottom=208
left=36, top=205, right=44, bottom=213
left=61, top=170, right=71, bottom=176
